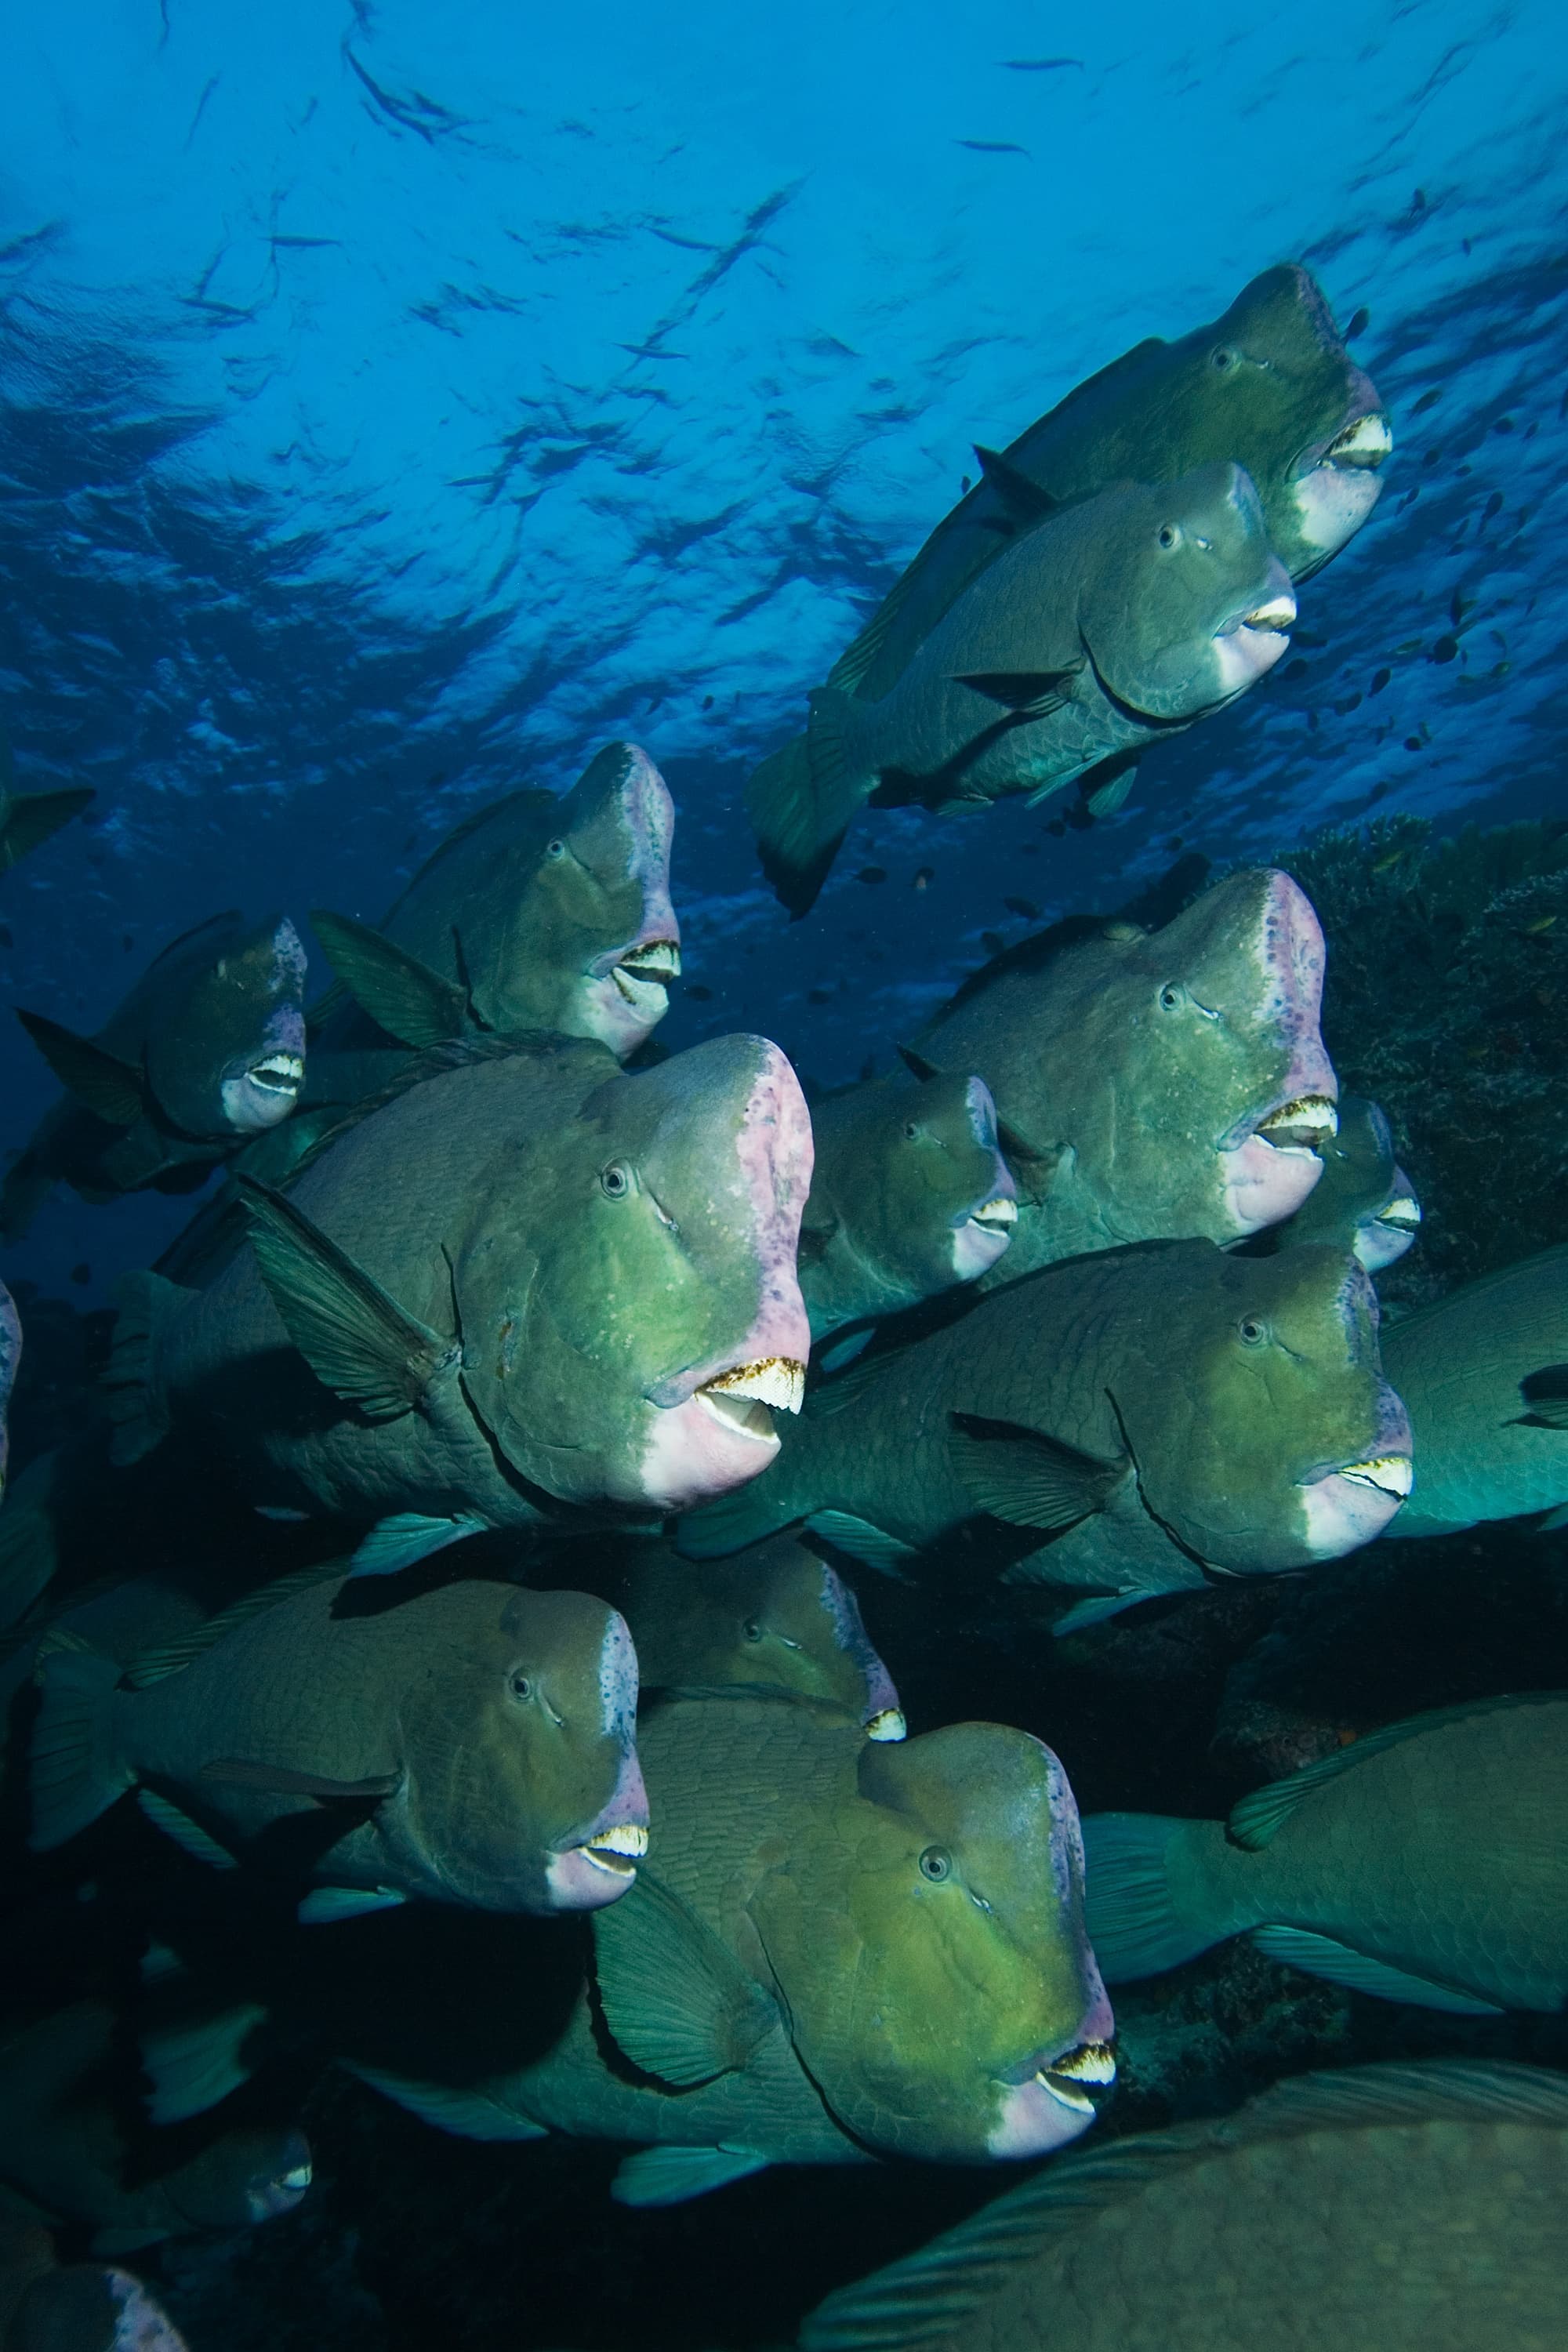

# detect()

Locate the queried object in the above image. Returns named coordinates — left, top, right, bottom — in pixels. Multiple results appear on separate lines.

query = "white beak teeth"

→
left=1338, top=1454, right=1414, bottom=1500
left=864, top=1708, right=907, bottom=1743
left=970, top=1195, right=1018, bottom=1229
left=1328, top=412, right=1393, bottom=468
left=1035, top=2073, right=1096, bottom=2115
left=1242, top=593, right=1298, bottom=633
left=1256, top=1096, right=1339, bottom=1150
left=1380, top=1194, right=1421, bottom=1231
left=579, top=1821, right=649, bottom=1875
left=1051, top=2041, right=1117, bottom=2085
left=279, top=2164, right=313, bottom=2191
left=249, top=1054, right=305, bottom=1093
left=702, top=1358, right=806, bottom=1414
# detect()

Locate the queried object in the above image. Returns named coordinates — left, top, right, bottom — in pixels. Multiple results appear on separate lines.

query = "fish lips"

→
left=1290, top=379, right=1392, bottom=572
left=1297, top=1385, right=1414, bottom=1555
left=988, top=2016, right=1118, bottom=2158
left=546, top=1755, right=652, bottom=1913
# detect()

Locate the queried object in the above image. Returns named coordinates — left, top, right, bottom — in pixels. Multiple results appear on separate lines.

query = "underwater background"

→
left=3, top=3, right=1568, bottom=2348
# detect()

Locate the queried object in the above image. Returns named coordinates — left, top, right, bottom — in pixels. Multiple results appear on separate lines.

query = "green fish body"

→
left=749, top=466, right=1294, bottom=912
left=825, top=263, right=1388, bottom=721
left=799, top=1071, right=1016, bottom=1338
left=1271, top=1091, right=1420, bottom=1272
left=1380, top=1247, right=1568, bottom=1536
left=305, top=742, right=681, bottom=1113
left=28, top=1573, right=649, bottom=1916
left=913, top=869, right=1339, bottom=1277
left=0, top=1999, right=309, bottom=2256
left=681, top=1240, right=1410, bottom=1628
left=102, top=1033, right=812, bottom=1559
left=1083, top=1693, right=1568, bottom=2013
left=1, top=913, right=307, bottom=1240
left=608, top=1533, right=906, bottom=1737
left=803, top=2061, right=1568, bottom=2352
left=353, top=1693, right=1113, bottom=2198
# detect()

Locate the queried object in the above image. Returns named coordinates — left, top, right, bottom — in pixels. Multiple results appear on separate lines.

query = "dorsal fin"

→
left=121, top=1563, right=347, bottom=1689
left=825, top=563, right=924, bottom=696
left=1226, top=1693, right=1564, bottom=1851
left=972, top=443, right=1060, bottom=526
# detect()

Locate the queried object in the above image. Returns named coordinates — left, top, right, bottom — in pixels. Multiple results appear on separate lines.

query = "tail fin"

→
left=28, top=1647, right=134, bottom=1850
left=1081, top=1812, right=1240, bottom=1983
left=746, top=691, right=870, bottom=917
left=0, top=786, right=95, bottom=873
left=103, top=1271, right=190, bottom=1466
left=676, top=1480, right=800, bottom=1562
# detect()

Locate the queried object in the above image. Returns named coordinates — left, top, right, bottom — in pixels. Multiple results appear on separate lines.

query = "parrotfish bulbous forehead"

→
left=1083, top=463, right=1296, bottom=722
left=1207, top=869, right=1338, bottom=1233
left=147, top=912, right=307, bottom=1139
left=560, top=742, right=682, bottom=1058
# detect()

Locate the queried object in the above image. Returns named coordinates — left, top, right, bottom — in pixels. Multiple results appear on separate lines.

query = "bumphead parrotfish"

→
left=0, top=735, right=93, bottom=878
left=350, top=1693, right=1114, bottom=2199
left=802, top=2061, right=1568, bottom=2352
left=1270, top=1091, right=1420, bottom=1271
left=28, top=1573, right=648, bottom=1918
left=0, top=1999, right=309, bottom=2256
left=608, top=1533, right=906, bottom=1737
left=104, top=1032, right=812, bottom=1570
left=1, top=913, right=308, bottom=1241
left=798, top=1069, right=1016, bottom=1338
left=1377, top=1245, right=1568, bottom=1537
left=681, top=1240, right=1411, bottom=1630
left=909, top=869, right=1339, bottom=1277
left=749, top=464, right=1295, bottom=911
left=304, top=742, right=681, bottom=1112
left=1083, top=1692, right=1568, bottom=2013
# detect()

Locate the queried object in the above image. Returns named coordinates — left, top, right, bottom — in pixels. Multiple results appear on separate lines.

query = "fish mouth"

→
left=1378, top=1193, right=1421, bottom=1233
left=694, top=1357, right=807, bottom=1443
left=1326, top=412, right=1393, bottom=470
left=864, top=1707, right=907, bottom=1742
left=573, top=1820, right=650, bottom=1879
left=1330, top=1453, right=1414, bottom=1501
left=278, top=2163, right=313, bottom=2193
left=967, top=1195, right=1018, bottom=1232
left=1011, top=2040, right=1118, bottom=2118
left=611, top=938, right=683, bottom=1011
left=1253, top=1095, right=1339, bottom=1155
left=246, top=1053, right=304, bottom=1096
left=1236, top=591, right=1298, bottom=636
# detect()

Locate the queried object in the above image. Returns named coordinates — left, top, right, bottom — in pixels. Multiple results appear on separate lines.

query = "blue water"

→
left=3, top=0, right=1566, bottom=1296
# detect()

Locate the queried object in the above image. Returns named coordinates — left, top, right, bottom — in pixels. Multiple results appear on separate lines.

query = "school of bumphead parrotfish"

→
left=0, top=260, right=1563, bottom=2350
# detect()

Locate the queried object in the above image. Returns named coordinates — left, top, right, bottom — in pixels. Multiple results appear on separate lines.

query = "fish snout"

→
left=1357, top=1172, right=1421, bottom=1271
left=1298, top=1385, right=1414, bottom=1555
left=548, top=1748, right=651, bottom=1911
left=1293, top=397, right=1392, bottom=562
left=1211, top=554, right=1296, bottom=692
left=247, top=2132, right=314, bottom=2221
left=988, top=2031, right=1117, bottom=2157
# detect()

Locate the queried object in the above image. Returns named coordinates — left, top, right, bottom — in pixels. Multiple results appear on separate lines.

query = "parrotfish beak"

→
left=1358, top=1173, right=1421, bottom=1272
left=1218, top=872, right=1338, bottom=1232
left=988, top=2025, right=1117, bottom=2158
left=952, top=1076, right=1020, bottom=1280
left=547, top=1746, right=652, bottom=1911
left=1292, top=389, right=1392, bottom=571
left=1298, top=1384, right=1414, bottom=1555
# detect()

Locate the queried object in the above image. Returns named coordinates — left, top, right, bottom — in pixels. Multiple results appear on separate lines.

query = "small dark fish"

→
left=1430, top=634, right=1458, bottom=662
left=955, top=140, right=1031, bottom=157
left=1450, top=588, right=1471, bottom=626
left=855, top=866, right=888, bottom=884
left=1345, top=306, right=1370, bottom=338
left=1403, top=736, right=1424, bottom=752
left=808, top=986, right=834, bottom=1005
left=1494, top=415, right=1515, bottom=434
left=1293, top=627, right=1328, bottom=648
left=684, top=982, right=714, bottom=1001
left=1370, top=667, right=1392, bottom=694
left=1411, top=389, right=1441, bottom=414
left=999, top=56, right=1084, bottom=69
left=1003, top=896, right=1040, bottom=920
left=68, top=1262, right=90, bottom=1287
left=1483, top=491, right=1504, bottom=521
left=1411, top=187, right=1428, bottom=211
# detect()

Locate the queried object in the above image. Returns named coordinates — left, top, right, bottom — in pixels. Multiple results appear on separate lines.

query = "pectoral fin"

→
left=612, top=2144, right=771, bottom=2207
left=803, top=1510, right=918, bottom=1579
left=348, top=1510, right=488, bottom=1577
left=235, top=1175, right=459, bottom=1422
left=198, top=1759, right=401, bottom=1801
left=309, top=909, right=473, bottom=1048
left=593, top=1870, right=780, bottom=2087
left=949, top=1414, right=1124, bottom=1530
left=950, top=669, right=1079, bottom=718
left=16, top=1011, right=145, bottom=1125
left=1082, top=747, right=1142, bottom=818
left=298, top=1885, right=407, bottom=1925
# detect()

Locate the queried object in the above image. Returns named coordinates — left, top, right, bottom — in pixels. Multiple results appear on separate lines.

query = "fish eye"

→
left=545, top=838, right=567, bottom=860
left=1157, top=523, right=1181, bottom=551
left=1210, top=345, right=1236, bottom=372
left=1237, top=1316, right=1270, bottom=1348
left=599, top=1160, right=632, bottom=1198
left=902, top=1120, right=920, bottom=1141
left=741, top=1616, right=765, bottom=1643
left=508, top=1671, right=532, bottom=1700
left=1157, top=982, right=1185, bottom=1011
left=918, top=1846, right=952, bottom=1882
